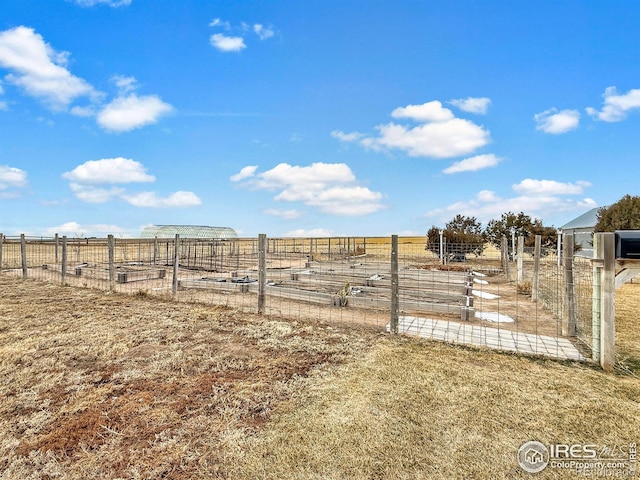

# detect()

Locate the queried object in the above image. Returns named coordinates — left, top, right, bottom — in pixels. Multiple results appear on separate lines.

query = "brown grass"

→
left=1, top=275, right=639, bottom=479
left=615, top=281, right=640, bottom=373
left=0, top=275, right=374, bottom=478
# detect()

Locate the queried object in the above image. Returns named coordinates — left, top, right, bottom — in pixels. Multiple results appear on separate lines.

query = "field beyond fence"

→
left=0, top=233, right=607, bottom=363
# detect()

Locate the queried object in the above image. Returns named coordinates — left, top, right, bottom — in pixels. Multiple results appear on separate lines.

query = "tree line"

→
left=426, top=194, right=640, bottom=259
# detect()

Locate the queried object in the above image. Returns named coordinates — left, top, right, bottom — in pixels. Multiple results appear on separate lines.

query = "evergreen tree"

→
left=594, top=195, right=640, bottom=232
left=484, top=211, right=557, bottom=251
left=426, top=215, right=484, bottom=260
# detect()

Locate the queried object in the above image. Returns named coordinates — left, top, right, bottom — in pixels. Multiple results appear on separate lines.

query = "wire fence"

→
left=0, top=233, right=596, bottom=362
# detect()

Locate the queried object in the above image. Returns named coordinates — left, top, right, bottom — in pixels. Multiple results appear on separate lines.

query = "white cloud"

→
left=391, top=101, right=455, bottom=122
left=264, top=208, right=302, bottom=219
left=68, top=183, right=124, bottom=203
left=512, top=179, right=590, bottom=195
left=331, top=130, right=365, bottom=142
left=443, top=154, right=502, bottom=174
left=0, top=165, right=28, bottom=195
left=254, top=162, right=356, bottom=190
left=44, top=221, right=130, bottom=237
left=367, top=119, right=490, bottom=158
left=426, top=179, right=595, bottom=224
left=282, top=228, right=334, bottom=237
left=63, top=158, right=200, bottom=207
left=0, top=26, right=98, bottom=109
left=336, top=100, right=491, bottom=159
left=96, top=93, right=173, bottom=132
left=209, top=18, right=231, bottom=29
left=476, top=189, right=500, bottom=203
left=209, top=19, right=275, bottom=51
left=62, top=157, right=156, bottom=184
left=0, top=27, right=171, bottom=132
left=449, top=97, right=491, bottom=114
left=254, top=24, right=275, bottom=40
left=534, top=108, right=580, bottom=134
left=112, top=74, right=137, bottom=93
left=230, top=165, right=258, bottom=182
left=120, top=191, right=202, bottom=208
left=236, top=162, right=385, bottom=216
left=210, top=33, right=246, bottom=52
left=275, top=185, right=384, bottom=216
left=72, top=0, right=132, bottom=7
left=586, top=86, right=640, bottom=122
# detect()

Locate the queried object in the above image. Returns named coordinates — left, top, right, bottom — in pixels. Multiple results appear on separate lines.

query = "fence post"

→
left=172, top=234, right=180, bottom=296
left=517, top=235, right=524, bottom=283
left=20, top=234, right=28, bottom=278
left=462, top=272, right=474, bottom=322
left=501, top=236, right=511, bottom=280
left=153, top=237, right=158, bottom=265
left=54, top=233, right=59, bottom=264
left=592, top=233, right=602, bottom=363
left=108, top=235, right=115, bottom=291
left=0, top=233, right=3, bottom=272
left=557, top=233, right=562, bottom=268
left=258, top=234, right=267, bottom=314
left=600, top=232, right=616, bottom=371
left=390, top=235, right=399, bottom=334
left=61, top=236, right=68, bottom=284
left=562, top=234, right=577, bottom=337
left=532, top=235, right=541, bottom=302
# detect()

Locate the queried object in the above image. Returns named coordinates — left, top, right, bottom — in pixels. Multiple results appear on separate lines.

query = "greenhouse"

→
left=140, top=225, right=239, bottom=240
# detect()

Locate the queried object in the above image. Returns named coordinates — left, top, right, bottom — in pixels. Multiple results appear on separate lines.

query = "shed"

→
left=140, top=225, right=238, bottom=240
left=559, top=207, right=600, bottom=257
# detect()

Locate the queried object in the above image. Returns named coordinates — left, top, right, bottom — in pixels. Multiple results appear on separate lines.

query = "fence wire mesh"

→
left=0, top=234, right=592, bottom=362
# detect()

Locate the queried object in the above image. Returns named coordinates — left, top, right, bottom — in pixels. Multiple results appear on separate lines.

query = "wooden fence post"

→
left=258, top=234, right=267, bottom=314
left=390, top=235, right=399, bottom=334
left=532, top=235, right=541, bottom=302
left=153, top=237, right=158, bottom=265
left=20, top=234, right=28, bottom=278
left=600, top=232, right=616, bottom=371
left=592, top=233, right=602, bottom=363
left=501, top=236, right=511, bottom=280
left=172, top=234, right=180, bottom=296
left=517, top=235, right=524, bottom=283
left=557, top=232, right=562, bottom=268
left=54, top=233, right=59, bottom=264
left=108, top=235, right=115, bottom=291
left=61, top=236, right=68, bottom=284
left=0, top=233, right=4, bottom=272
left=562, top=234, right=577, bottom=337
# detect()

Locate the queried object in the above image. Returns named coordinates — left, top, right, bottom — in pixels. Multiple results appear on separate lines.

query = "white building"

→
left=559, top=207, right=600, bottom=257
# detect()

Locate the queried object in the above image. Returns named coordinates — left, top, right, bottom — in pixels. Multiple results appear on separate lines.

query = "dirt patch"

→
left=0, top=275, right=373, bottom=479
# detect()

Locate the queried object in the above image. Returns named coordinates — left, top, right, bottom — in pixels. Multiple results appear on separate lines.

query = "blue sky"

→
left=1, top=0, right=639, bottom=238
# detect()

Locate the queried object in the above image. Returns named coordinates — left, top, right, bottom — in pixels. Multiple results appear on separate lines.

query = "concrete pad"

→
left=392, top=315, right=586, bottom=362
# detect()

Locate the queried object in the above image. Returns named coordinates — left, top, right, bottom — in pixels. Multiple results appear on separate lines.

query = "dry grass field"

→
left=1, top=275, right=639, bottom=479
